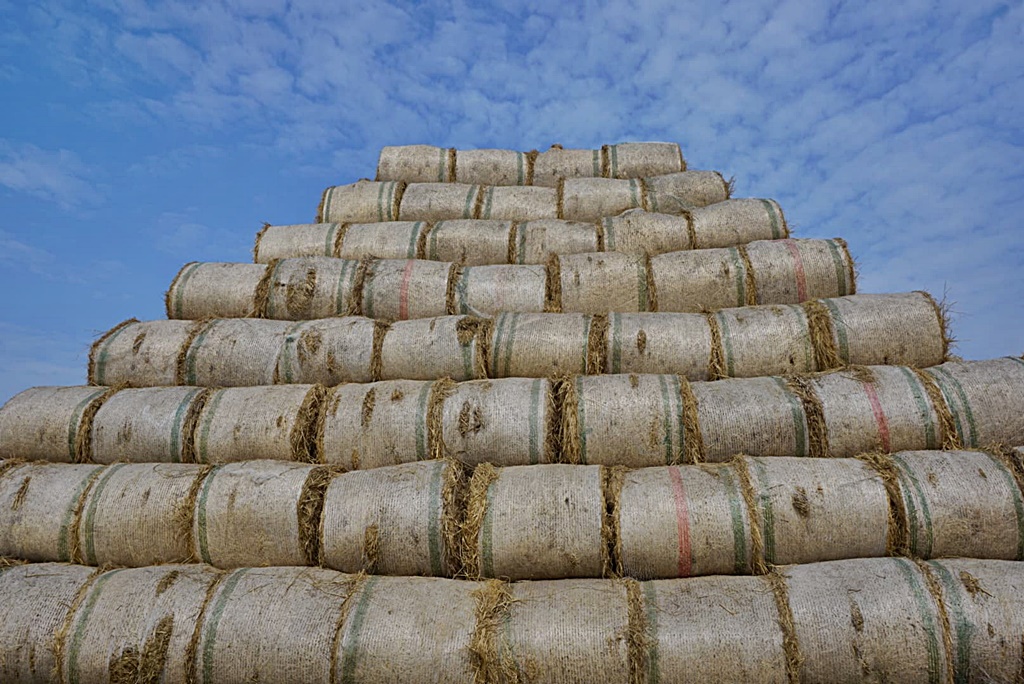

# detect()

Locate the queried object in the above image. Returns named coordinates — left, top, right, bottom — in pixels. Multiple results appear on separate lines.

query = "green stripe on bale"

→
left=338, top=575, right=382, bottom=684
left=481, top=482, right=497, bottom=577
left=749, top=459, right=778, bottom=565
left=820, top=298, right=851, bottom=364
left=57, top=469, right=102, bottom=562
left=893, top=558, right=944, bottom=684
left=414, top=383, right=432, bottom=461
left=169, top=389, right=204, bottom=463
left=926, top=560, right=973, bottom=683
left=892, top=452, right=935, bottom=558
left=93, top=323, right=134, bottom=386
left=773, top=378, right=808, bottom=457
left=982, top=452, right=1024, bottom=560
left=81, top=463, right=127, bottom=565
left=66, top=569, right=127, bottom=684
left=195, top=465, right=223, bottom=565
left=897, top=367, right=939, bottom=450
left=760, top=200, right=782, bottom=240
left=824, top=240, right=849, bottom=296
left=67, top=389, right=106, bottom=462
left=719, top=465, right=749, bottom=574
left=928, top=367, right=979, bottom=447
left=642, top=581, right=661, bottom=684
left=201, top=568, right=250, bottom=684
left=426, top=461, right=444, bottom=576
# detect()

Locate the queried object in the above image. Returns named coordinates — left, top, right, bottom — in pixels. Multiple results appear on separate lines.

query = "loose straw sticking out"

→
left=291, top=385, right=328, bottom=463
left=88, top=318, right=138, bottom=385
left=314, top=387, right=342, bottom=467
left=110, top=613, right=175, bottom=684
left=461, top=463, right=499, bottom=579
left=250, top=260, right=277, bottom=318
left=184, top=570, right=229, bottom=684
left=784, top=377, right=829, bottom=459
left=469, top=578, right=519, bottom=684
left=765, top=570, right=803, bottom=684
left=587, top=314, right=609, bottom=375
left=253, top=223, right=271, bottom=262
left=455, top=316, right=492, bottom=380
left=66, top=469, right=103, bottom=562
left=347, top=256, right=376, bottom=317
left=802, top=300, right=842, bottom=371
left=545, top=378, right=560, bottom=464
left=506, top=223, right=519, bottom=265
left=333, top=223, right=351, bottom=259
left=644, top=254, right=658, bottom=312
left=471, top=186, right=486, bottom=220
left=599, top=145, right=612, bottom=179
left=858, top=452, right=909, bottom=556
left=446, top=149, right=457, bottom=184
left=678, top=377, right=706, bottom=465
left=315, top=186, right=329, bottom=223
left=165, top=262, right=198, bottom=319
left=51, top=567, right=105, bottom=684
left=705, top=313, right=727, bottom=380
left=446, top=264, right=463, bottom=315
left=835, top=237, right=858, bottom=295
left=732, top=457, right=767, bottom=575
left=392, top=181, right=408, bottom=220
left=297, top=465, right=336, bottom=566
left=601, top=466, right=627, bottom=578
left=442, top=459, right=470, bottom=577
left=917, top=289, right=956, bottom=361
left=912, top=559, right=957, bottom=684
left=737, top=245, right=758, bottom=306
left=0, top=459, right=25, bottom=480
left=427, top=378, right=458, bottom=461
left=722, top=173, right=735, bottom=200
left=75, top=387, right=119, bottom=464
left=555, top=178, right=566, bottom=221
left=175, top=320, right=214, bottom=387
left=544, top=254, right=562, bottom=313
left=594, top=219, right=606, bottom=253
left=370, top=321, right=390, bottom=382
left=174, top=465, right=212, bottom=562
left=912, top=368, right=961, bottom=450
left=180, top=389, right=212, bottom=464
left=681, top=209, right=698, bottom=250
left=362, top=524, right=380, bottom=574
left=989, top=445, right=1024, bottom=505
left=638, top=178, right=651, bottom=213
left=556, top=376, right=582, bottom=465
left=621, top=577, right=650, bottom=684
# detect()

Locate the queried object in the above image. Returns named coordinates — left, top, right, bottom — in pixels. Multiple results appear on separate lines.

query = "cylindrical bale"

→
left=488, top=313, right=595, bottom=378
left=320, top=180, right=402, bottom=223
left=276, top=317, right=377, bottom=385
left=265, top=257, right=358, bottom=320
left=746, top=238, right=854, bottom=305
left=650, top=246, right=753, bottom=312
left=377, top=144, right=452, bottom=183
left=619, top=464, right=754, bottom=578
left=513, top=219, right=599, bottom=264
left=89, top=319, right=198, bottom=387
left=742, top=456, right=889, bottom=566
left=90, top=387, right=207, bottom=464
left=0, top=562, right=97, bottom=684
left=713, top=304, right=816, bottom=378
left=191, top=461, right=316, bottom=567
left=380, top=316, right=487, bottom=381
left=643, top=575, right=788, bottom=683
left=644, top=170, right=729, bottom=211
left=811, top=366, right=945, bottom=457
left=337, top=220, right=428, bottom=261
left=0, top=462, right=102, bottom=562
left=693, top=376, right=811, bottom=461
left=0, top=386, right=109, bottom=462
left=783, top=557, right=951, bottom=683
left=398, top=182, right=481, bottom=222
left=454, top=264, right=547, bottom=317
left=59, top=565, right=220, bottom=684
left=321, top=461, right=453, bottom=576
left=893, top=450, right=1024, bottom=561
left=533, top=146, right=603, bottom=187
left=606, top=313, right=712, bottom=379
left=194, top=566, right=360, bottom=684
left=423, top=219, right=512, bottom=265
left=76, top=463, right=204, bottom=567
left=361, top=258, right=452, bottom=321
left=561, top=177, right=644, bottom=222
left=440, top=378, right=555, bottom=467
left=254, top=222, right=340, bottom=263
left=477, top=186, right=559, bottom=220
left=166, top=262, right=266, bottom=320
left=926, top=356, right=1024, bottom=448
left=455, top=148, right=530, bottom=185
left=570, top=374, right=687, bottom=467
left=505, top=579, right=630, bottom=682
left=690, top=198, right=788, bottom=247
left=925, top=558, right=1024, bottom=683
left=605, top=142, right=684, bottom=178
left=192, top=385, right=321, bottom=464
left=822, top=292, right=945, bottom=367
left=333, top=575, right=477, bottom=683
left=601, top=210, right=693, bottom=255
left=182, top=319, right=293, bottom=387
left=557, top=252, right=650, bottom=314
left=319, top=380, right=434, bottom=470
left=468, top=464, right=604, bottom=579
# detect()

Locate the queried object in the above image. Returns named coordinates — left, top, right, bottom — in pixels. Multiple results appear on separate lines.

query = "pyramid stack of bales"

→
left=2, top=141, right=1024, bottom=683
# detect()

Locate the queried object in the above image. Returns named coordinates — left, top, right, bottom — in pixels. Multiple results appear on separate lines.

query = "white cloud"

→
left=0, top=141, right=101, bottom=210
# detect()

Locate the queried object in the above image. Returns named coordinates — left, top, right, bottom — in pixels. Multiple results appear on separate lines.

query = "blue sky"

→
left=0, top=0, right=1021, bottom=404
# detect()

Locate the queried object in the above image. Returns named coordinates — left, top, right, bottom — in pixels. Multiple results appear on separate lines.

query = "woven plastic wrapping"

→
left=0, top=562, right=96, bottom=684
left=319, top=380, right=434, bottom=470
left=488, top=313, right=593, bottom=378
left=380, top=316, right=486, bottom=381
left=712, top=305, right=816, bottom=378
left=893, top=450, right=1024, bottom=561
left=455, top=264, right=547, bottom=317
left=606, top=142, right=684, bottom=178
left=255, top=222, right=340, bottom=263
left=89, top=319, right=198, bottom=386
left=455, top=149, right=531, bottom=185
left=689, top=198, right=788, bottom=247
left=926, top=356, right=1024, bottom=448
left=783, top=557, right=952, bottom=683
left=468, top=464, right=604, bottom=579
left=321, top=460, right=452, bottom=575
left=0, top=386, right=109, bottom=462
left=338, top=221, right=427, bottom=261
left=619, top=464, right=754, bottom=578
left=0, top=462, right=102, bottom=562
left=557, top=252, right=650, bottom=314
left=643, top=575, right=788, bottom=683
left=602, top=210, right=693, bottom=255
left=745, top=238, right=853, bottom=304
left=90, top=387, right=206, bottom=464
left=361, top=258, right=452, bottom=321
left=276, top=318, right=377, bottom=385
left=59, top=564, right=220, bottom=684
left=533, top=146, right=603, bottom=187
left=182, top=319, right=293, bottom=387
left=377, top=144, right=452, bottom=182
left=562, top=177, right=644, bottom=222
left=742, top=456, right=889, bottom=566
left=824, top=292, right=944, bottom=367
left=265, top=257, right=357, bottom=320
left=398, top=182, right=481, bottom=221
left=645, top=170, right=729, bottom=211
left=166, top=262, right=265, bottom=319
left=650, top=246, right=753, bottom=311
left=606, top=313, right=712, bottom=378
left=440, top=378, right=555, bottom=467
left=513, top=219, right=599, bottom=263
left=424, top=219, right=511, bottom=265
left=478, top=186, right=558, bottom=220
left=320, top=179, right=401, bottom=223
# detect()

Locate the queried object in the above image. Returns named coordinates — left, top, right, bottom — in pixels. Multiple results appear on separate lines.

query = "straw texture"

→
left=0, top=386, right=111, bottom=462
left=89, top=319, right=199, bottom=387
left=377, top=144, right=452, bottom=182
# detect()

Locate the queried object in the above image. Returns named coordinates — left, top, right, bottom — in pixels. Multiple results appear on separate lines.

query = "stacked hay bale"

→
left=2, top=140, right=1023, bottom=683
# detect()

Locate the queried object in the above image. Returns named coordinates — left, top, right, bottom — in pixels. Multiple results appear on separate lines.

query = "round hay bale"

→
left=377, top=144, right=452, bottom=183
left=182, top=319, right=293, bottom=387
left=0, top=386, right=111, bottom=462
left=893, top=450, right=1024, bottom=561
left=741, top=456, right=888, bottom=566
left=90, top=387, right=207, bottom=464
left=745, top=238, right=854, bottom=305
left=619, top=464, right=754, bottom=578
left=424, top=219, right=512, bottom=265
left=166, top=262, right=266, bottom=320
left=0, top=462, right=103, bottom=562
left=561, top=177, right=644, bottom=222
left=89, top=319, right=199, bottom=387
left=602, top=210, right=694, bottom=255
left=398, top=182, right=481, bottom=222
left=690, top=198, right=788, bottom=248
left=276, top=317, right=377, bottom=385
left=488, top=313, right=595, bottom=378
left=513, top=219, right=599, bottom=264
left=320, top=180, right=401, bottom=223
left=321, top=460, right=455, bottom=576
left=337, top=220, right=428, bottom=261
left=643, top=575, right=788, bottom=683
left=605, top=142, right=684, bottom=178
left=693, top=376, right=811, bottom=462
left=557, top=252, right=650, bottom=314
left=254, top=222, right=340, bottom=263
left=0, top=562, right=96, bottom=684
left=440, top=378, right=555, bottom=467
left=821, top=292, right=945, bottom=367
left=466, top=464, right=604, bottom=579
left=380, top=316, right=487, bottom=381
left=455, top=149, right=530, bottom=186
left=925, top=357, right=1024, bottom=448
left=650, top=246, right=753, bottom=312
left=533, top=146, right=603, bottom=187
left=361, top=258, right=452, bottom=321
left=265, top=257, right=358, bottom=320
left=712, top=304, right=816, bottom=378
left=455, top=264, right=547, bottom=317
left=783, top=557, right=951, bottom=683
left=645, top=170, right=728, bottom=211
left=606, top=313, right=712, bottom=379
left=477, top=186, right=558, bottom=220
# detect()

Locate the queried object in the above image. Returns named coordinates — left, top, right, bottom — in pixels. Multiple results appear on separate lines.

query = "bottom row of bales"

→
left=2, top=556, right=1022, bottom=684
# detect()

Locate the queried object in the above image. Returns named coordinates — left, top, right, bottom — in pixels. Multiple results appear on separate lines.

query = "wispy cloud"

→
left=0, top=140, right=101, bottom=209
